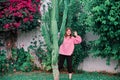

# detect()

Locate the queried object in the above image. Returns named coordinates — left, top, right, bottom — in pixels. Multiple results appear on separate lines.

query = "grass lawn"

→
left=0, top=72, right=120, bottom=80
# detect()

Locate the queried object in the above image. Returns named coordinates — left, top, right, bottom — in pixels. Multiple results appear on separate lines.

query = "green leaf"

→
left=114, top=21, right=118, bottom=25
left=105, top=0, right=110, bottom=6
left=102, top=20, right=106, bottom=24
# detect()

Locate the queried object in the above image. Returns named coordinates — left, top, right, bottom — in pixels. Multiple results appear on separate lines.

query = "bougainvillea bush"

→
left=0, top=0, right=41, bottom=31
left=0, top=0, right=41, bottom=75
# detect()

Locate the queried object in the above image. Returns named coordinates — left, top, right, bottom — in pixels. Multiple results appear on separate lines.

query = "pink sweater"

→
left=59, top=36, right=82, bottom=56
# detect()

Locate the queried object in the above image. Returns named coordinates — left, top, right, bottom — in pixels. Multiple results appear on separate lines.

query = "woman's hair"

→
left=64, top=27, right=72, bottom=38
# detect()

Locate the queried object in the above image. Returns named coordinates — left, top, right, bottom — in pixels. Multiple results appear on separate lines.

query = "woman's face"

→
left=66, top=29, right=71, bottom=36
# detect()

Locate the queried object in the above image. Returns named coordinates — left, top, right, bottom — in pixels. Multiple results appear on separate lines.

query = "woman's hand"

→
left=74, top=31, right=78, bottom=37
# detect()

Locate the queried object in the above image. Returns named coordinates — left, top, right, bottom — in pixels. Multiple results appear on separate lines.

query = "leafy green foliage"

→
left=15, top=48, right=34, bottom=72
left=28, top=35, right=52, bottom=71
left=0, top=48, right=34, bottom=75
left=0, top=50, right=7, bottom=75
left=85, top=0, right=120, bottom=66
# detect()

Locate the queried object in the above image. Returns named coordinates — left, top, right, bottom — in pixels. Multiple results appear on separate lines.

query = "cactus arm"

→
left=59, top=0, right=63, bottom=6
left=51, top=0, right=59, bottom=64
left=41, top=14, right=52, bottom=51
left=58, top=0, right=69, bottom=45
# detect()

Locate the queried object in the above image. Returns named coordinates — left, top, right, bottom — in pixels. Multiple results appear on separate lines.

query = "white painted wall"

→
left=17, top=28, right=44, bottom=51
left=78, top=32, right=120, bottom=73
left=78, top=55, right=120, bottom=73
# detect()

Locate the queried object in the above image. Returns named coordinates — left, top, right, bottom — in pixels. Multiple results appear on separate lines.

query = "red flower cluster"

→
left=0, top=0, right=40, bottom=29
left=3, top=22, right=21, bottom=29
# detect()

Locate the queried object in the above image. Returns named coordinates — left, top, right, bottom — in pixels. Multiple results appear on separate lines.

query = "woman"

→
left=58, top=27, right=82, bottom=80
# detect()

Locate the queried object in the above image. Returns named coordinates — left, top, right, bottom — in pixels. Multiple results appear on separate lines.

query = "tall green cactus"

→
left=41, top=0, right=71, bottom=80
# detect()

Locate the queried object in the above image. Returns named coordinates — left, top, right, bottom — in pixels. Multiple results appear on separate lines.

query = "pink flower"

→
left=13, top=22, right=21, bottom=28
left=26, top=1, right=31, bottom=8
left=23, top=18, right=29, bottom=23
left=9, top=0, right=21, bottom=2
left=0, top=14, right=3, bottom=18
left=16, top=3, right=25, bottom=10
left=24, top=9, right=29, bottom=14
left=29, top=7, right=36, bottom=12
left=3, top=24, right=10, bottom=29
left=29, top=15, right=33, bottom=21
left=36, top=0, right=40, bottom=2
left=1, top=11, right=4, bottom=14
left=28, top=0, right=32, bottom=3
left=33, top=4, right=37, bottom=8
left=10, top=23, right=13, bottom=26
left=38, top=5, right=40, bottom=10
left=13, top=12, right=22, bottom=17
left=9, top=6, right=13, bottom=13
left=4, top=8, right=8, bottom=12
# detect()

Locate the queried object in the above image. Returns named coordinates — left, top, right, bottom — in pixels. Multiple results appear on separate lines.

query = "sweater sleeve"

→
left=73, top=36, right=82, bottom=44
